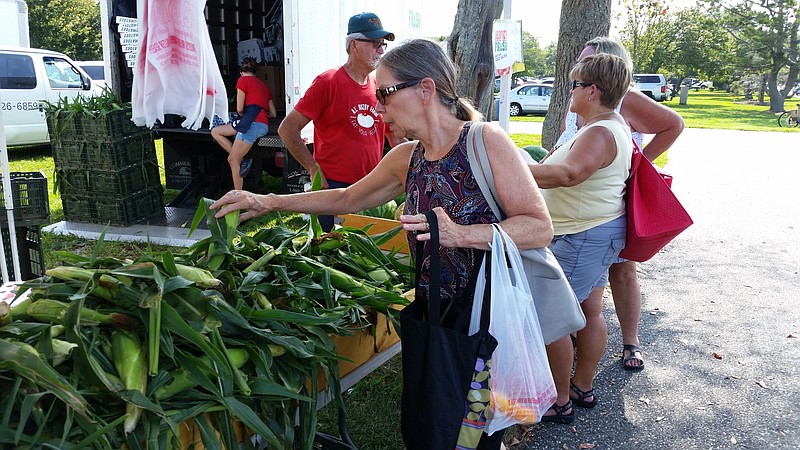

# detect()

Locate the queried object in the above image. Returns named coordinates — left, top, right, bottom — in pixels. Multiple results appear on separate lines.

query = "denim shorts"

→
left=550, top=215, right=627, bottom=302
left=236, top=121, right=269, bottom=145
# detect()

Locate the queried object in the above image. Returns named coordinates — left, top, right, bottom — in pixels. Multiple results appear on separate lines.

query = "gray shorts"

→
left=550, top=215, right=627, bottom=302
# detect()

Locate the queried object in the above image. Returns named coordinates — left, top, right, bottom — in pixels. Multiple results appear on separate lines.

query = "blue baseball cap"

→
left=348, top=12, right=395, bottom=41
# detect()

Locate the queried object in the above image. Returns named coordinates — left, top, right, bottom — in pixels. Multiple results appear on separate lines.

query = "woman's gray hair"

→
left=585, top=37, right=633, bottom=75
left=377, top=39, right=482, bottom=121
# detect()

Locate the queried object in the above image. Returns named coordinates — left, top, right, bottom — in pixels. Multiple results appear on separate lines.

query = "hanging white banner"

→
left=492, top=19, right=522, bottom=75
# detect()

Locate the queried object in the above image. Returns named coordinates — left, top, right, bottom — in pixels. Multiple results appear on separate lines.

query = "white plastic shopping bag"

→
left=483, top=224, right=557, bottom=434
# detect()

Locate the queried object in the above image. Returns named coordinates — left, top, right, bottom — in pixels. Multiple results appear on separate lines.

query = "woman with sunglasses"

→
left=555, top=38, right=685, bottom=374
left=212, top=38, right=552, bottom=449
left=529, top=53, right=633, bottom=424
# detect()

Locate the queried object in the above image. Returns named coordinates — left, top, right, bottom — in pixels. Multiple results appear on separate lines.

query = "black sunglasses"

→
left=571, top=80, right=605, bottom=91
left=355, top=38, right=387, bottom=50
left=376, top=80, right=421, bottom=105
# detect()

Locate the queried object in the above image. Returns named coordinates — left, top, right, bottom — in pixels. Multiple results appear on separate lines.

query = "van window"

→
left=43, top=57, right=84, bottom=89
left=81, top=65, right=104, bottom=81
left=0, top=54, right=37, bottom=89
left=634, top=75, right=662, bottom=84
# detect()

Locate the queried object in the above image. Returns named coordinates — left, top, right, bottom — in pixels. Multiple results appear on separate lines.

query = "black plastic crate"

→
left=46, top=111, right=82, bottom=141
left=94, top=187, right=164, bottom=226
left=84, top=133, right=157, bottom=170
left=61, top=195, right=97, bottom=223
left=92, top=160, right=162, bottom=198
left=0, top=172, right=50, bottom=226
left=1, top=225, right=45, bottom=281
left=52, top=139, right=87, bottom=169
left=82, top=109, right=145, bottom=141
left=55, top=168, right=91, bottom=197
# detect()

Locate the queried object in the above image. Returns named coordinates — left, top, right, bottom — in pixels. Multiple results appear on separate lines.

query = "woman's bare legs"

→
left=211, top=124, right=252, bottom=191
left=571, top=286, right=607, bottom=400
left=609, top=261, right=644, bottom=369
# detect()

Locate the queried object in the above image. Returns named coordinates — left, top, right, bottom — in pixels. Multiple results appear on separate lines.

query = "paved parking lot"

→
left=511, top=128, right=800, bottom=449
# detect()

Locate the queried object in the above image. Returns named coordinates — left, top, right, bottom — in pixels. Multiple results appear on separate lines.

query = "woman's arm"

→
left=236, top=88, right=246, bottom=116
left=267, top=99, right=277, bottom=118
left=212, top=141, right=415, bottom=222
left=621, top=89, right=684, bottom=161
left=407, top=124, right=554, bottom=251
left=530, top=124, right=618, bottom=189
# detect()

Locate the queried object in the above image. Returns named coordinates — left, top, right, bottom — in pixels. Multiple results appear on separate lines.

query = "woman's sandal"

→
left=569, top=381, right=597, bottom=408
left=540, top=399, right=574, bottom=424
left=622, top=344, right=645, bottom=371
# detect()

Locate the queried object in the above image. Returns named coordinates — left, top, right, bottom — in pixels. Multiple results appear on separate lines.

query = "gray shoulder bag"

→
left=466, top=121, right=586, bottom=344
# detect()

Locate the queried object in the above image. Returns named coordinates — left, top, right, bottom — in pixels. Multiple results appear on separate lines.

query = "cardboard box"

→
left=256, top=65, right=286, bottom=113
left=339, top=213, right=408, bottom=254
left=314, top=302, right=406, bottom=392
left=237, top=38, right=264, bottom=64
left=262, top=45, right=281, bottom=63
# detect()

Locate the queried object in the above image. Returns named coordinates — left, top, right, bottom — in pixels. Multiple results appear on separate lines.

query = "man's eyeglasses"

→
left=571, top=80, right=604, bottom=91
left=376, top=80, right=421, bottom=105
left=355, top=38, right=387, bottom=50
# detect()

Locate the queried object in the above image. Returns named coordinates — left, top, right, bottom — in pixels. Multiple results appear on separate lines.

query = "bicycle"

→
left=777, top=104, right=800, bottom=127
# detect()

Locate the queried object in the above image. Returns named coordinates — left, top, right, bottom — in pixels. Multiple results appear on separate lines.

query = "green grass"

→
left=2, top=89, right=789, bottom=447
left=662, top=90, right=800, bottom=131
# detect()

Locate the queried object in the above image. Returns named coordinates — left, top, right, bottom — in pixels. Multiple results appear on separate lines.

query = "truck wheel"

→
left=509, top=103, right=522, bottom=116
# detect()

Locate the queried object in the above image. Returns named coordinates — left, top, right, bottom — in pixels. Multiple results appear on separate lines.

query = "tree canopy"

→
left=28, top=0, right=102, bottom=61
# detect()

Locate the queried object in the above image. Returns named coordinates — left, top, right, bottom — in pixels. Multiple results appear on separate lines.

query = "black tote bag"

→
left=399, top=210, right=497, bottom=450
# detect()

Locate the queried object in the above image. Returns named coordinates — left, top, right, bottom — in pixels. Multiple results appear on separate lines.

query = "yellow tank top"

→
left=542, top=119, right=632, bottom=235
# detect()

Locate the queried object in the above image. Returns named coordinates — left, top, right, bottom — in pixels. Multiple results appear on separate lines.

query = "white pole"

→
left=497, top=0, right=512, bottom=133
left=0, top=89, right=22, bottom=283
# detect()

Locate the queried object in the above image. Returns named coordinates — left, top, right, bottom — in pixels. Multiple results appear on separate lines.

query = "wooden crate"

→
left=338, top=213, right=408, bottom=254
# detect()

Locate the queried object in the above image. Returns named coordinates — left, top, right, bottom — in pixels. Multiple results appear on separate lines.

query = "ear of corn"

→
left=27, top=299, right=137, bottom=328
left=111, top=329, right=147, bottom=433
left=174, top=264, right=222, bottom=288
left=154, top=348, right=250, bottom=400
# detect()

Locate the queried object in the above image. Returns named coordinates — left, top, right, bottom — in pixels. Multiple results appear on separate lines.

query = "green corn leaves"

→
left=1, top=199, right=412, bottom=449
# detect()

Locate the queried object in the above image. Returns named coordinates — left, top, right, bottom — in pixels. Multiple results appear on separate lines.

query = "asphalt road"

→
left=506, top=127, right=800, bottom=450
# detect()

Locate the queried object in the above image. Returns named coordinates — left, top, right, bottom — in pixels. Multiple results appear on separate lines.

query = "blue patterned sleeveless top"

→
left=404, top=121, right=500, bottom=304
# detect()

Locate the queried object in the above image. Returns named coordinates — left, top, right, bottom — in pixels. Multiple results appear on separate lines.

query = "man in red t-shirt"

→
left=278, top=12, right=395, bottom=231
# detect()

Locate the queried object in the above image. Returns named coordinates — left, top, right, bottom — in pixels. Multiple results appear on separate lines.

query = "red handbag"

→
left=618, top=142, right=693, bottom=262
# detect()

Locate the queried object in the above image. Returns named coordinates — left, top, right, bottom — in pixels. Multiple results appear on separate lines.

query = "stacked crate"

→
left=0, top=172, right=50, bottom=280
left=50, top=109, right=164, bottom=226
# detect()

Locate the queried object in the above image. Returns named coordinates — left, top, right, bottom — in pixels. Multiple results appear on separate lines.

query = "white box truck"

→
left=98, top=0, right=424, bottom=199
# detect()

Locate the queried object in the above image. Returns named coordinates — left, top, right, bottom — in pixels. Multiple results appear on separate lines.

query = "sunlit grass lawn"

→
left=508, top=89, right=800, bottom=132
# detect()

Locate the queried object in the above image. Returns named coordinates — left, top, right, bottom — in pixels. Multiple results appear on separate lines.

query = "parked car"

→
left=75, top=61, right=108, bottom=90
left=508, top=83, right=552, bottom=116
left=0, top=46, right=100, bottom=147
left=633, top=73, right=668, bottom=102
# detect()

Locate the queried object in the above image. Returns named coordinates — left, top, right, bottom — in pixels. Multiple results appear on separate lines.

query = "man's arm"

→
left=277, top=109, right=327, bottom=188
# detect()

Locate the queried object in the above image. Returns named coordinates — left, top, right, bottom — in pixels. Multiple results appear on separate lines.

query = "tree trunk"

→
left=448, top=0, right=504, bottom=121
left=542, top=0, right=611, bottom=150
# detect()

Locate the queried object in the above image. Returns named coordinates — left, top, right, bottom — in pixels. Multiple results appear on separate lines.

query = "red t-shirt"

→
left=236, top=75, right=272, bottom=125
left=293, top=67, right=385, bottom=184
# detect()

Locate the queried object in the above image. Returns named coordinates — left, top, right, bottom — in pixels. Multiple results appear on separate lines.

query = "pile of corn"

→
left=0, top=200, right=412, bottom=449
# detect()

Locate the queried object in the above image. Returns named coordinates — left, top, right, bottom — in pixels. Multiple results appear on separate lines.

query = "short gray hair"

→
left=345, top=32, right=368, bottom=54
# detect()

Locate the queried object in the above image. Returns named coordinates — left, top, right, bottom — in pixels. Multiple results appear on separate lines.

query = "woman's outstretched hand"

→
left=211, top=190, right=270, bottom=222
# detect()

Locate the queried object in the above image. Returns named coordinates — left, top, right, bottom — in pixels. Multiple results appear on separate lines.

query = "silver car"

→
left=508, top=83, right=552, bottom=116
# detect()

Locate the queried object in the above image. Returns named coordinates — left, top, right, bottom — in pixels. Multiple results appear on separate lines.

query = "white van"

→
left=0, top=46, right=100, bottom=147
